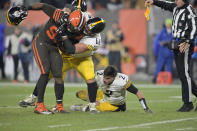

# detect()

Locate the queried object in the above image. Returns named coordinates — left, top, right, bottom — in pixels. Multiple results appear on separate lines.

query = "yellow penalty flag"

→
left=144, top=7, right=150, bottom=21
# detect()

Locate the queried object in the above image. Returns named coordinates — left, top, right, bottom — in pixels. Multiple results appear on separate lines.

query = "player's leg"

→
left=75, top=89, right=103, bottom=102
left=74, top=56, right=99, bottom=113
left=174, top=49, right=194, bottom=112
left=50, top=47, right=68, bottom=113
left=32, top=36, right=53, bottom=114
left=19, top=55, right=71, bottom=107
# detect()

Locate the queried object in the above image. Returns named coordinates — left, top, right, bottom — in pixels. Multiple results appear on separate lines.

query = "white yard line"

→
left=0, top=123, right=11, bottom=126
left=48, top=124, right=71, bottom=128
left=0, top=82, right=180, bottom=88
left=84, top=117, right=197, bottom=131
left=176, top=127, right=195, bottom=131
left=0, top=106, right=21, bottom=109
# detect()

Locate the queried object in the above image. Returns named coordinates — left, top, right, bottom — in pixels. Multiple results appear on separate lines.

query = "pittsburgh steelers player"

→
left=70, top=65, right=152, bottom=113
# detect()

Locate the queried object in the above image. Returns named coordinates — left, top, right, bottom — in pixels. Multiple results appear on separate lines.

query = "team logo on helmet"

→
left=84, top=17, right=105, bottom=36
left=7, top=6, right=28, bottom=26
left=67, top=10, right=86, bottom=32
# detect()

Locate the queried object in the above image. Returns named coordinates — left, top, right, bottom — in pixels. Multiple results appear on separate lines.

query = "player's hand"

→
left=144, top=108, right=153, bottom=113
left=145, top=0, right=154, bottom=7
left=179, top=42, right=190, bottom=53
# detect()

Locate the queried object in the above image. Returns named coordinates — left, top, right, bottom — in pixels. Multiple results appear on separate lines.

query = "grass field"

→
left=0, top=82, right=197, bottom=131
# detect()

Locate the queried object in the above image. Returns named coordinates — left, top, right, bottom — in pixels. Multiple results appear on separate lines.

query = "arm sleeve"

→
left=126, top=82, right=138, bottom=95
left=42, top=4, right=63, bottom=22
left=153, top=0, right=176, bottom=12
left=185, top=8, right=197, bottom=44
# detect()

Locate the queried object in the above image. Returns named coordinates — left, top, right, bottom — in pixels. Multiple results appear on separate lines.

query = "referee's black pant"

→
left=174, top=44, right=197, bottom=104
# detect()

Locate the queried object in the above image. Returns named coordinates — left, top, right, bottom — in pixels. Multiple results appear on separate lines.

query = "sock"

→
left=33, top=79, right=49, bottom=97
left=87, top=82, right=98, bottom=103
left=33, top=85, right=38, bottom=97
left=37, top=74, right=49, bottom=103
left=139, top=98, right=148, bottom=110
left=54, top=83, right=64, bottom=104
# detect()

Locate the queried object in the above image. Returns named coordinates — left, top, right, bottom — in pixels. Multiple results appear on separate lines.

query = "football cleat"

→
left=177, top=103, right=194, bottom=112
left=19, top=94, right=36, bottom=107
left=88, top=102, right=100, bottom=114
left=34, top=102, right=53, bottom=115
left=52, top=104, right=69, bottom=113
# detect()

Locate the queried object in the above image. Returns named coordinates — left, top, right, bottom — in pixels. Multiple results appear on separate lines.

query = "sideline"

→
left=0, top=82, right=180, bottom=88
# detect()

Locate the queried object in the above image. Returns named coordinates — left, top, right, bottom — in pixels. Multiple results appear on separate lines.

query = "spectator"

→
left=107, top=0, right=124, bottom=11
left=0, top=24, right=6, bottom=79
left=105, top=21, right=124, bottom=72
left=0, top=0, right=10, bottom=10
left=153, top=19, right=174, bottom=83
left=8, top=27, right=33, bottom=83
left=18, top=23, right=33, bottom=83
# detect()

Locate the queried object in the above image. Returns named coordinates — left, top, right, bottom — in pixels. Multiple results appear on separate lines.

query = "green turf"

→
left=0, top=84, right=197, bottom=131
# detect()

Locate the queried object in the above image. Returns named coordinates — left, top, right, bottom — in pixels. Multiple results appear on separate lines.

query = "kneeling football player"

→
left=70, top=65, right=152, bottom=113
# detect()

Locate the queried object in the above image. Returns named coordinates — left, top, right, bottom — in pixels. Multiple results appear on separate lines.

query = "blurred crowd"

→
left=0, top=0, right=146, bottom=10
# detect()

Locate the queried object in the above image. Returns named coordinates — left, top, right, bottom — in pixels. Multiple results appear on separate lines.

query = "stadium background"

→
left=0, top=0, right=196, bottom=82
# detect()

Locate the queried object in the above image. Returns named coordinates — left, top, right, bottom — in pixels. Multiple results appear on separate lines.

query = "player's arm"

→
left=125, top=81, right=152, bottom=113
left=61, top=41, right=93, bottom=54
left=145, top=0, right=176, bottom=12
left=61, top=34, right=101, bottom=54
left=27, top=3, right=63, bottom=22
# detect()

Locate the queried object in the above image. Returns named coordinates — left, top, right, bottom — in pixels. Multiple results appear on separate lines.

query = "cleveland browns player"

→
left=7, top=3, right=87, bottom=114
left=18, top=1, right=105, bottom=114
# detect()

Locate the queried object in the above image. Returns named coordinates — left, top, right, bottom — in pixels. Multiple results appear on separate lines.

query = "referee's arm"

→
left=185, top=9, right=197, bottom=44
left=153, top=0, right=176, bottom=12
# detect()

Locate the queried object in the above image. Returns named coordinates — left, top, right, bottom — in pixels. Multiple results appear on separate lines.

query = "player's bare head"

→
left=104, top=66, right=117, bottom=85
left=104, top=65, right=118, bottom=77
left=67, top=10, right=86, bottom=32
left=83, top=17, right=105, bottom=36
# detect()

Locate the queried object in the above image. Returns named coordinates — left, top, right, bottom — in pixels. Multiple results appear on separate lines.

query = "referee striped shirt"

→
left=153, top=0, right=197, bottom=44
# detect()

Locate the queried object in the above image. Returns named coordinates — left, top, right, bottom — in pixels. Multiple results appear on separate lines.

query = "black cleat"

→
left=177, top=103, right=194, bottom=112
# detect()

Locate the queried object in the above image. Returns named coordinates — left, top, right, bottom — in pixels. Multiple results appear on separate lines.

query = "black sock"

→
left=33, top=79, right=49, bottom=97
left=87, top=82, right=98, bottom=103
left=54, top=83, right=64, bottom=104
left=33, top=85, right=38, bottom=96
left=37, top=74, right=49, bottom=103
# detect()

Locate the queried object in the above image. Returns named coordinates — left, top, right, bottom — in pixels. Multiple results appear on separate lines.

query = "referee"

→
left=145, top=0, right=197, bottom=112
